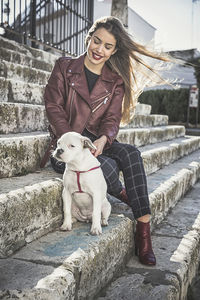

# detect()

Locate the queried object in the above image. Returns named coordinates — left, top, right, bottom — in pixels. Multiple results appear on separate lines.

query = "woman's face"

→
left=85, top=27, right=117, bottom=72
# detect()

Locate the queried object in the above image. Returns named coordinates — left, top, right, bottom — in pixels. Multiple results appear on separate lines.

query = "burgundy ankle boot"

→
left=135, top=220, right=156, bottom=265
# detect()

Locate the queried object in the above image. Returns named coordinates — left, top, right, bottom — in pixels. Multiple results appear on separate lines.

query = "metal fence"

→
left=0, top=0, right=94, bottom=56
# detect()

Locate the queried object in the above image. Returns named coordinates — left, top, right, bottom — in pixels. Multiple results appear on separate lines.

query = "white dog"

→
left=53, top=132, right=111, bottom=235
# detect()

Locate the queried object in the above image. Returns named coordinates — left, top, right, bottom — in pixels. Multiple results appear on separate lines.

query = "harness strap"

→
left=72, top=166, right=100, bottom=193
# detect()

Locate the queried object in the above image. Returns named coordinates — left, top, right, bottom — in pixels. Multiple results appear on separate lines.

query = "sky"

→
left=128, top=0, right=200, bottom=52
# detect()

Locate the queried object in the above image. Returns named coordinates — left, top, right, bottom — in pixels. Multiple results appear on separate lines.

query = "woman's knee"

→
left=114, top=143, right=142, bottom=161
left=97, top=155, right=120, bottom=184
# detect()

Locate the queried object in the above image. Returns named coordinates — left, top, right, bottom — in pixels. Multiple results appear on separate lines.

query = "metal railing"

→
left=0, top=0, right=93, bottom=56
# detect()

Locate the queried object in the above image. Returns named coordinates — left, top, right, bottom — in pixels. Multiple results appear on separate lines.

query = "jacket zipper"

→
left=69, top=89, right=75, bottom=125
left=92, top=93, right=111, bottom=113
left=92, top=93, right=111, bottom=104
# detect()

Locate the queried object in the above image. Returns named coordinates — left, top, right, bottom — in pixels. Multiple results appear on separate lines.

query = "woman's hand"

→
left=91, top=135, right=108, bottom=157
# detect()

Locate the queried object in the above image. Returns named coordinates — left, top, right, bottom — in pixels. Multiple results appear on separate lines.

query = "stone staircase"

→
left=0, top=36, right=200, bottom=300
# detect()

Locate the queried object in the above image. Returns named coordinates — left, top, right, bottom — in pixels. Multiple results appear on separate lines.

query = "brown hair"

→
left=85, top=16, right=177, bottom=124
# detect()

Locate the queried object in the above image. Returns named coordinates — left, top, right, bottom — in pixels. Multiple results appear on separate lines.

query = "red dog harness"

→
left=71, top=166, right=100, bottom=193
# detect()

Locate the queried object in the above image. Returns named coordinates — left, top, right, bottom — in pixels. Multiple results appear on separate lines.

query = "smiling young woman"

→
left=44, top=16, right=175, bottom=266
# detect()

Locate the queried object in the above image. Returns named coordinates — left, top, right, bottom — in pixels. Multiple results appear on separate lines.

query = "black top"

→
left=84, top=66, right=99, bottom=93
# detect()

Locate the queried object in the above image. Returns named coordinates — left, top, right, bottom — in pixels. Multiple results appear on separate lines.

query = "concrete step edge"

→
left=118, top=125, right=185, bottom=147
left=0, top=102, right=48, bottom=134
left=140, top=135, right=200, bottom=175
left=121, top=114, right=169, bottom=128
left=0, top=36, right=60, bottom=64
left=0, top=77, right=44, bottom=104
left=0, top=47, right=55, bottom=72
left=0, top=215, right=134, bottom=299
left=0, top=60, right=50, bottom=85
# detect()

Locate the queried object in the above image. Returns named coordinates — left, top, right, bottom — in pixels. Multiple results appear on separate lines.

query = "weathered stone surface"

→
left=97, top=272, right=179, bottom=300
left=0, top=77, right=45, bottom=104
left=0, top=47, right=54, bottom=72
left=0, top=60, right=50, bottom=85
left=121, top=114, right=168, bottom=128
left=0, top=36, right=59, bottom=64
left=0, top=178, right=63, bottom=257
left=0, top=215, right=133, bottom=300
left=0, top=102, right=48, bottom=133
left=117, top=125, right=185, bottom=146
left=0, top=266, right=75, bottom=300
left=141, top=136, right=200, bottom=175
left=135, top=102, right=152, bottom=115
left=0, top=258, right=55, bottom=290
left=0, top=132, right=50, bottom=178
left=0, top=167, right=61, bottom=194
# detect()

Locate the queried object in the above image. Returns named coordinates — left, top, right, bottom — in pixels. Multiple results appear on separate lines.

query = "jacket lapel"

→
left=68, top=53, right=118, bottom=106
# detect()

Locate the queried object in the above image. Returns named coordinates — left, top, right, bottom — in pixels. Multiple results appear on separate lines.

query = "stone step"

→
left=139, top=135, right=200, bottom=175
left=0, top=132, right=50, bottom=178
left=0, top=102, right=48, bottom=134
left=0, top=46, right=55, bottom=72
left=0, top=36, right=59, bottom=66
left=0, top=215, right=133, bottom=300
left=0, top=151, right=200, bottom=298
left=0, top=60, right=50, bottom=85
left=0, top=77, right=44, bottom=104
left=118, top=125, right=185, bottom=147
left=0, top=128, right=189, bottom=178
left=134, top=103, right=151, bottom=115
left=121, top=114, right=168, bottom=128
left=98, top=180, right=200, bottom=300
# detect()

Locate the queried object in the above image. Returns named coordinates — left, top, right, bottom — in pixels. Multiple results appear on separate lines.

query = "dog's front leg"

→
left=91, top=195, right=102, bottom=235
left=60, top=187, right=73, bottom=231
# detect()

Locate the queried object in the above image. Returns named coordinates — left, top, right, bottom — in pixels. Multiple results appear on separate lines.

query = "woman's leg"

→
left=103, top=141, right=151, bottom=219
left=103, top=141, right=156, bottom=265
left=97, top=154, right=123, bottom=196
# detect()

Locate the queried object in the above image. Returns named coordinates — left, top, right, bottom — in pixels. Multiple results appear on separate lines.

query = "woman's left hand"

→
left=91, top=135, right=108, bottom=157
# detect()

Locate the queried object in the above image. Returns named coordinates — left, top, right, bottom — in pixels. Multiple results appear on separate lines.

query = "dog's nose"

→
left=57, top=148, right=64, bottom=156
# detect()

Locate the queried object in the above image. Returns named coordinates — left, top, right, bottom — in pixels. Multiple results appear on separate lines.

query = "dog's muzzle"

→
left=55, top=148, right=64, bottom=158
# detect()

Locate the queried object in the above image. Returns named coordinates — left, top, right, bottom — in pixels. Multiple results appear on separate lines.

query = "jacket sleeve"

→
left=98, top=81, right=125, bottom=146
left=44, top=58, right=72, bottom=138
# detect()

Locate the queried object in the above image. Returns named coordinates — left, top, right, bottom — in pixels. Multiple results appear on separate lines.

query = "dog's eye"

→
left=69, top=144, right=75, bottom=148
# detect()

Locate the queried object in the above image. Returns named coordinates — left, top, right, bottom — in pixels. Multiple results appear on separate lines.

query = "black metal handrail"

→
left=0, top=0, right=93, bottom=56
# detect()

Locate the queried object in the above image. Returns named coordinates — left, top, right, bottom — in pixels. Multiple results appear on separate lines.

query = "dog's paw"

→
left=90, top=226, right=102, bottom=235
left=101, top=218, right=108, bottom=226
left=60, top=223, right=72, bottom=231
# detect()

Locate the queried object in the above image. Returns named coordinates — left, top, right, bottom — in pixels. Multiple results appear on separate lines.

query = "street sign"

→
left=189, top=85, right=199, bottom=108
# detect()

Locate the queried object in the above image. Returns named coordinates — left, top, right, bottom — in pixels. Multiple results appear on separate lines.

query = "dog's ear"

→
left=82, top=137, right=96, bottom=150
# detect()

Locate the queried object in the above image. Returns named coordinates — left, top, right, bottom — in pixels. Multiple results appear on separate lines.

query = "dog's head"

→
left=53, top=132, right=96, bottom=163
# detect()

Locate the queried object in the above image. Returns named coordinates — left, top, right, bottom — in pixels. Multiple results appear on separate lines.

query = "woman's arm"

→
left=44, top=58, right=72, bottom=138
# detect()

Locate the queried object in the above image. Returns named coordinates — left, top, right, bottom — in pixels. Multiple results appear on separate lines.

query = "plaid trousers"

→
left=50, top=131, right=151, bottom=219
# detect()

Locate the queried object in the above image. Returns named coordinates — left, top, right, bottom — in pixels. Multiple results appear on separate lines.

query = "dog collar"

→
left=71, top=166, right=100, bottom=193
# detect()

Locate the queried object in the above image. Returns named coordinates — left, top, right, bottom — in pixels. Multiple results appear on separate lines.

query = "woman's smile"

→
left=92, top=52, right=103, bottom=60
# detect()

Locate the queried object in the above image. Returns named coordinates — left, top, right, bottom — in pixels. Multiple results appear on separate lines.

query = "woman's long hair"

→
left=85, top=16, right=179, bottom=124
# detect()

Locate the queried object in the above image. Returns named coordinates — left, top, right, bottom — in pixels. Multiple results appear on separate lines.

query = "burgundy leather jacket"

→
left=44, top=53, right=125, bottom=147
